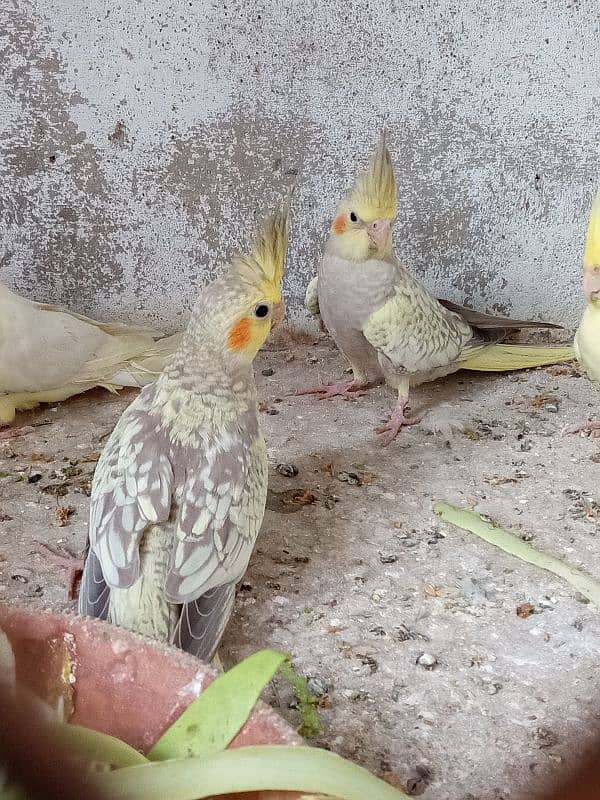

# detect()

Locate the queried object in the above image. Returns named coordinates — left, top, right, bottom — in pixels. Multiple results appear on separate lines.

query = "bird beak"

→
left=583, top=270, right=600, bottom=302
left=272, top=301, right=286, bottom=326
left=367, top=218, right=392, bottom=249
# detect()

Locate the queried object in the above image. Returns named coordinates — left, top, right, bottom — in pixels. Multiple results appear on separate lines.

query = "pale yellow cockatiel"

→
left=572, top=187, right=600, bottom=435
left=0, top=283, right=181, bottom=424
left=78, top=205, right=289, bottom=661
left=301, top=135, right=574, bottom=443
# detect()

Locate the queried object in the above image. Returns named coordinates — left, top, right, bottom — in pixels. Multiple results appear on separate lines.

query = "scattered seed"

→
left=416, top=653, right=437, bottom=669
left=29, top=453, right=54, bottom=462
left=40, top=482, right=69, bottom=497
left=517, top=602, right=536, bottom=618
left=55, top=506, right=75, bottom=527
left=532, top=726, right=558, bottom=748
left=276, top=463, right=298, bottom=478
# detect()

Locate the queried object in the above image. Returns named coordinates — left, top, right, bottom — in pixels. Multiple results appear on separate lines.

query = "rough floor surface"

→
left=1, top=335, right=599, bottom=799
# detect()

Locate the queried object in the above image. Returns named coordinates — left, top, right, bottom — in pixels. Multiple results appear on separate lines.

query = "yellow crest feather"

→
left=341, top=132, right=397, bottom=223
left=584, top=186, right=600, bottom=272
left=232, top=202, right=290, bottom=294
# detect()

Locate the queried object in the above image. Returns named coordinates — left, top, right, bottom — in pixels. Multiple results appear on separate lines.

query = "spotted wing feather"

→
left=362, top=270, right=473, bottom=374
left=86, top=386, right=174, bottom=590
left=166, top=434, right=267, bottom=604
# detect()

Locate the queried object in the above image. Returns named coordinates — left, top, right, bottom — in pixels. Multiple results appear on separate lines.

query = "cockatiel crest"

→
left=210, top=207, right=289, bottom=360
left=331, top=133, right=397, bottom=261
left=583, top=187, right=600, bottom=302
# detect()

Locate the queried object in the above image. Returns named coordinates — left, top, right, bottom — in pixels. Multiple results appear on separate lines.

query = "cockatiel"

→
left=0, top=283, right=181, bottom=424
left=572, top=187, right=600, bottom=435
left=78, top=206, right=289, bottom=661
left=301, top=135, right=574, bottom=443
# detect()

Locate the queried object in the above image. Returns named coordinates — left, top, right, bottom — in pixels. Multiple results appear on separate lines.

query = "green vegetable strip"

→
left=148, top=649, right=288, bottom=761
left=94, top=745, right=410, bottom=800
left=433, top=502, right=600, bottom=606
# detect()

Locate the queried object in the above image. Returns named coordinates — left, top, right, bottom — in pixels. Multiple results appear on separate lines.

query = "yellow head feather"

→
left=584, top=186, right=600, bottom=273
left=340, top=132, right=397, bottom=223
left=232, top=204, right=290, bottom=303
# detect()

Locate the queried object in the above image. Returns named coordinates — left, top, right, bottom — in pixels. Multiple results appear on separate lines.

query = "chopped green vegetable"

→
left=148, top=649, right=287, bottom=761
left=280, top=660, right=323, bottom=738
left=434, top=502, right=600, bottom=606
left=94, top=745, right=410, bottom=800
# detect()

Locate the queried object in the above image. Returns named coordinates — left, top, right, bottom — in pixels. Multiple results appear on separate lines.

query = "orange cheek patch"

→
left=228, top=317, right=252, bottom=350
left=332, top=215, right=347, bottom=235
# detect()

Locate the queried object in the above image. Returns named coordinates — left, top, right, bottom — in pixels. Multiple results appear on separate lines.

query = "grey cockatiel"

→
left=78, top=207, right=289, bottom=661
left=0, top=282, right=181, bottom=424
left=301, top=135, right=573, bottom=443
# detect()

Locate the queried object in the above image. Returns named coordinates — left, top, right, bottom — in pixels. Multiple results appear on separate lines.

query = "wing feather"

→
left=362, top=272, right=473, bottom=374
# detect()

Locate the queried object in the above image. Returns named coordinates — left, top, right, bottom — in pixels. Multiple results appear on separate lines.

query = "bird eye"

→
left=254, top=304, right=270, bottom=319
left=349, top=211, right=358, bottom=223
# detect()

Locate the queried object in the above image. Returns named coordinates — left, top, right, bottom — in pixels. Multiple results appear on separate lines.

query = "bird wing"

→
left=166, top=433, right=267, bottom=603
left=84, top=387, right=175, bottom=592
left=362, top=271, right=473, bottom=374
left=81, top=385, right=267, bottom=616
left=305, top=275, right=320, bottom=318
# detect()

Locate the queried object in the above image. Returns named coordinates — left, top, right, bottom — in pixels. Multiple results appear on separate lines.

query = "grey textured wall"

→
left=1, top=0, right=598, bottom=330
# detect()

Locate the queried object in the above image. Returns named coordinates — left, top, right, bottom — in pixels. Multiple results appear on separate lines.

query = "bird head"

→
left=329, top=132, right=397, bottom=262
left=583, top=187, right=600, bottom=304
left=192, top=205, right=289, bottom=364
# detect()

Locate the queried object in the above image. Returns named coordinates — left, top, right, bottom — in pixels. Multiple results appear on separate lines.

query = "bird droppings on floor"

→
left=1, top=334, right=600, bottom=800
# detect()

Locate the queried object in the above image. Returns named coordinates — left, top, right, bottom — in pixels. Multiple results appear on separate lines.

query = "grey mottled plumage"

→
left=79, top=209, right=289, bottom=660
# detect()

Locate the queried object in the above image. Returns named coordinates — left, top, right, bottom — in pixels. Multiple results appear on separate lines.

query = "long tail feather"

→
left=460, top=344, right=574, bottom=372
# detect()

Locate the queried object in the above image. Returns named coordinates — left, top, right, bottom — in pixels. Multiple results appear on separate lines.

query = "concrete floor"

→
left=1, top=335, right=599, bottom=799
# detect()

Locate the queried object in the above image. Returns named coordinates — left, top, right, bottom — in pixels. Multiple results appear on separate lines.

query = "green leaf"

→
left=94, top=744, right=410, bottom=800
left=433, top=502, right=600, bottom=606
left=148, top=649, right=287, bottom=761
left=279, top=660, right=323, bottom=738
left=49, top=722, right=148, bottom=768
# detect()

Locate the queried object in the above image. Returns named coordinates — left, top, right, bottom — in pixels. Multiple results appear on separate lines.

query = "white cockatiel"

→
left=0, top=283, right=181, bottom=424
left=301, top=135, right=573, bottom=443
left=78, top=206, right=289, bottom=661
left=572, top=187, right=600, bottom=435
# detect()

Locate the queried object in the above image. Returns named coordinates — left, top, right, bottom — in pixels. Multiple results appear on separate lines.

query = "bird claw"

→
left=34, top=541, right=84, bottom=600
left=564, top=421, right=600, bottom=438
left=294, top=380, right=367, bottom=400
left=375, top=405, right=421, bottom=445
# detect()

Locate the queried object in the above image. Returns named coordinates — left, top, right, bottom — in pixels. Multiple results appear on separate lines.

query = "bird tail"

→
left=460, top=343, right=575, bottom=372
left=90, top=333, right=182, bottom=388
left=0, top=334, right=183, bottom=424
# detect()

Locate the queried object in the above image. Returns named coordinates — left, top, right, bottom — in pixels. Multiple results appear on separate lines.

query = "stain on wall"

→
left=0, top=0, right=598, bottom=329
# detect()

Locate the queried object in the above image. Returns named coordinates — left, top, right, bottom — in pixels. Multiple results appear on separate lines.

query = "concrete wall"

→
left=1, top=0, right=598, bottom=331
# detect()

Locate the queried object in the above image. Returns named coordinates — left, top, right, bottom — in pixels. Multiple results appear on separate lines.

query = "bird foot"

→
left=294, top=379, right=367, bottom=400
left=375, top=402, right=421, bottom=445
left=34, top=541, right=84, bottom=600
left=564, top=420, right=600, bottom=438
